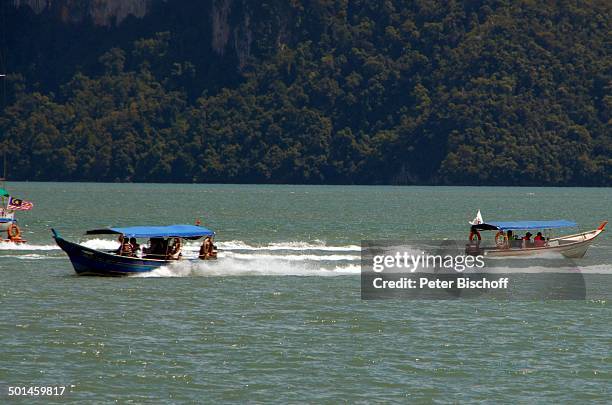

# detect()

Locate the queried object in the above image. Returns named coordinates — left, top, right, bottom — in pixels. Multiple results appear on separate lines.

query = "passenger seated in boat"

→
left=169, top=238, right=182, bottom=260
left=522, top=232, right=533, bottom=248
left=199, top=236, right=217, bottom=260
left=129, top=237, right=140, bottom=254
left=142, top=239, right=151, bottom=255
left=199, top=240, right=206, bottom=259
left=119, top=238, right=134, bottom=257
left=199, top=237, right=211, bottom=259
left=506, top=230, right=521, bottom=248
left=115, top=235, right=125, bottom=254
left=534, top=232, right=545, bottom=247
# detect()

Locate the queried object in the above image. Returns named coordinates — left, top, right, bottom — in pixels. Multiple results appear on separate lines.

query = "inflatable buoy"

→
left=495, top=231, right=506, bottom=247
left=7, top=223, right=21, bottom=241
left=469, top=230, right=481, bottom=241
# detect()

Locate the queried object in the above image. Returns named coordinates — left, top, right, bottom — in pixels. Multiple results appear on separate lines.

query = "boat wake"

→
left=132, top=257, right=360, bottom=278
left=130, top=240, right=361, bottom=277
left=81, top=239, right=119, bottom=250
left=0, top=253, right=61, bottom=260
left=0, top=242, right=58, bottom=251
left=217, top=240, right=361, bottom=251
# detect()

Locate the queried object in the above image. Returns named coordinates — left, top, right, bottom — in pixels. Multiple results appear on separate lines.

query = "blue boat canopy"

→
left=474, top=220, right=577, bottom=231
left=86, top=224, right=215, bottom=239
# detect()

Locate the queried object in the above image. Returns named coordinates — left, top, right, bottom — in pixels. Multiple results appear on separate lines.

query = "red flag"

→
left=8, top=197, right=33, bottom=211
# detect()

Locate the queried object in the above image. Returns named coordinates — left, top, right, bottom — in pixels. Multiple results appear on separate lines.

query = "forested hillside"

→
left=1, top=0, right=610, bottom=185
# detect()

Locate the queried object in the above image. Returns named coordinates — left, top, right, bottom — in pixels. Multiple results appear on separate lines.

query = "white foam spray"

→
left=0, top=242, right=58, bottom=251
left=132, top=257, right=360, bottom=278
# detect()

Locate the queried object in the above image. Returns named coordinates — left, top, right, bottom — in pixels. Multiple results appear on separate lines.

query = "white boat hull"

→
left=477, top=224, right=606, bottom=259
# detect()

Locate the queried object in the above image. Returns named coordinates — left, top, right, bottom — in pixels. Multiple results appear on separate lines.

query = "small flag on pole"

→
left=469, top=209, right=483, bottom=225
left=8, top=197, right=33, bottom=211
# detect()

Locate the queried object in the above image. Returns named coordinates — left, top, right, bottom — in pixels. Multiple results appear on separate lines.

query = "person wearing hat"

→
left=522, top=232, right=533, bottom=248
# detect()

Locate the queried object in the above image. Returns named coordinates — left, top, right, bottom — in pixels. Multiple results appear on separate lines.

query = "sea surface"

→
left=1, top=183, right=610, bottom=402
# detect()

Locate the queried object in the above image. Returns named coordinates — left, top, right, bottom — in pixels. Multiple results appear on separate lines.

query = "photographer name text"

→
left=373, top=277, right=509, bottom=289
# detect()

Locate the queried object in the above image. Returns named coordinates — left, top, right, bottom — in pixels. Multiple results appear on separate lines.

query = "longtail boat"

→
left=53, top=224, right=217, bottom=276
left=465, top=211, right=606, bottom=258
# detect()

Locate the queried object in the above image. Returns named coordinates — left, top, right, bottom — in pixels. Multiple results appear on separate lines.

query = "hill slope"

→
left=1, top=0, right=610, bottom=185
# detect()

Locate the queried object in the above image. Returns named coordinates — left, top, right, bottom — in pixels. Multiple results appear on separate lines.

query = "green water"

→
left=1, top=183, right=610, bottom=402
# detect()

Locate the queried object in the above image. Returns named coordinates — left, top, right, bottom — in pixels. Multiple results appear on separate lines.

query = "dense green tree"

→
left=1, top=0, right=610, bottom=185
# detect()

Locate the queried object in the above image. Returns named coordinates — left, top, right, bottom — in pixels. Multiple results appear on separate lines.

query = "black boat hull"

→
left=52, top=229, right=170, bottom=276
